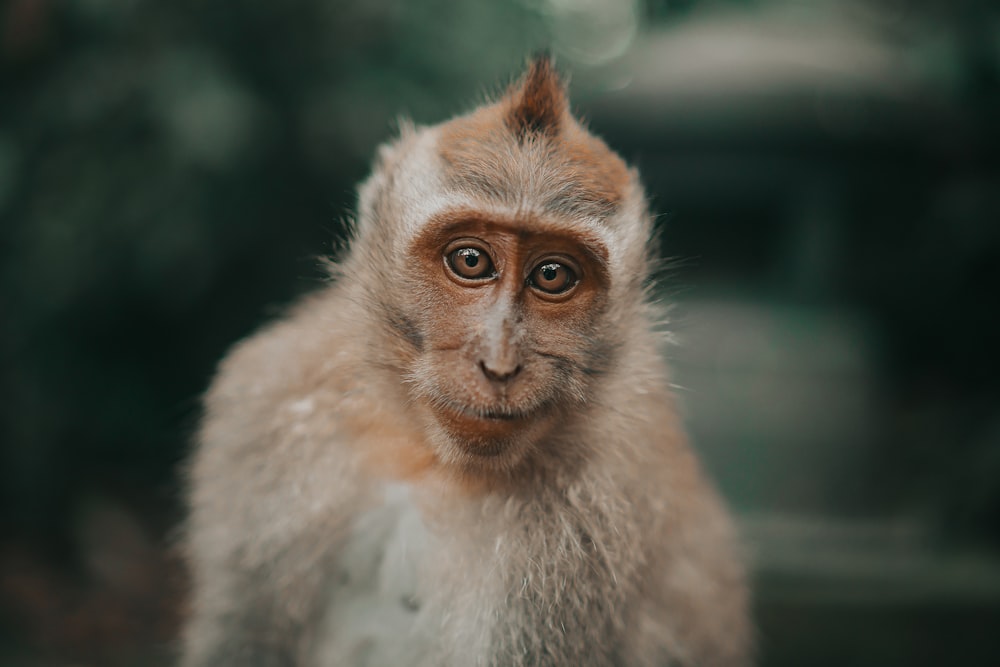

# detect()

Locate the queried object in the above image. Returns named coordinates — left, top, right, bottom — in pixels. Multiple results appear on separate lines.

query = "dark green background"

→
left=1, top=0, right=998, bottom=665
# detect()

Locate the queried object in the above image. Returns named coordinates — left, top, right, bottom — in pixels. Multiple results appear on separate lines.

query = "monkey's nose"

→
left=479, top=360, right=522, bottom=383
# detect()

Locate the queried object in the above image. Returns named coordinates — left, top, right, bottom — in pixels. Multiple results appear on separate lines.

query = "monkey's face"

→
left=354, top=57, right=646, bottom=471
left=397, top=209, right=612, bottom=469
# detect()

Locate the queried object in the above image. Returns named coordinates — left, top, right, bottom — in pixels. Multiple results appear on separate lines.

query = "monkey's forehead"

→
left=435, top=104, right=631, bottom=222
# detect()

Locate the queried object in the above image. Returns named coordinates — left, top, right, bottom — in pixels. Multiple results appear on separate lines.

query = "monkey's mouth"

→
left=449, top=404, right=530, bottom=422
left=431, top=396, right=546, bottom=428
left=428, top=397, right=558, bottom=460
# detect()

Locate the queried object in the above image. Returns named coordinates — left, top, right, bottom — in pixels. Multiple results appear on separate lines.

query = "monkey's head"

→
left=348, top=57, right=655, bottom=474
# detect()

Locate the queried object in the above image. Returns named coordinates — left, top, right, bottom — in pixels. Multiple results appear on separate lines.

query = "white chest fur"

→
left=313, top=481, right=432, bottom=667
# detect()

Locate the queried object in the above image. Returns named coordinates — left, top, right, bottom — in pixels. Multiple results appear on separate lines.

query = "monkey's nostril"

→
left=479, top=360, right=521, bottom=383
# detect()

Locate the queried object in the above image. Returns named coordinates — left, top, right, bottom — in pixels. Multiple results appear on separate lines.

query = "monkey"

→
left=180, top=56, right=753, bottom=667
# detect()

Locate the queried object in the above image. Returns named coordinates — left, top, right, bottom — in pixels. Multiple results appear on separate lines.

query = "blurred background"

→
left=1, top=0, right=998, bottom=664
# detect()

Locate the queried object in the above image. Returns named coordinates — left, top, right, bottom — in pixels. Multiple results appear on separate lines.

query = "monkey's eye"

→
left=529, top=261, right=578, bottom=296
left=446, top=246, right=496, bottom=281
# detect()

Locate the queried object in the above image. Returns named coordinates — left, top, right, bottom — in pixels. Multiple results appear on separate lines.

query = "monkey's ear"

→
left=505, top=54, right=567, bottom=137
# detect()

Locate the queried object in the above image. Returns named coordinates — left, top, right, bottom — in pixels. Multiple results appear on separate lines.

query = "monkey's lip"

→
left=433, top=398, right=542, bottom=426
left=448, top=404, right=531, bottom=422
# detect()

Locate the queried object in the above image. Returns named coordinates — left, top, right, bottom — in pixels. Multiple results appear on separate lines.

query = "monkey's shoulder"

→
left=206, top=291, right=353, bottom=400
left=194, top=289, right=376, bottom=485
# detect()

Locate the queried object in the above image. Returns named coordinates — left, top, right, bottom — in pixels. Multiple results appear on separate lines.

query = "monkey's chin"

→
left=429, top=404, right=552, bottom=471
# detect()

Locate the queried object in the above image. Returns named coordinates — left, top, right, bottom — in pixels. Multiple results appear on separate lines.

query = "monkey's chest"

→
left=313, top=482, right=432, bottom=666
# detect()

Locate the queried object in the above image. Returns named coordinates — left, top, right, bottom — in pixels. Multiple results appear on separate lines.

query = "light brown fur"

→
left=440, top=58, right=631, bottom=218
left=180, top=56, right=752, bottom=666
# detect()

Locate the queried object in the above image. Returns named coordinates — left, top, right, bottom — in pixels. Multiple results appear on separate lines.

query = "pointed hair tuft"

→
left=505, top=54, right=567, bottom=137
